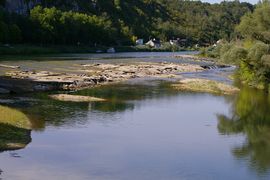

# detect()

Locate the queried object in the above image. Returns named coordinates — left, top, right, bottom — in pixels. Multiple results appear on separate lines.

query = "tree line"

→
left=0, top=0, right=254, bottom=46
left=203, top=0, right=270, bottom=91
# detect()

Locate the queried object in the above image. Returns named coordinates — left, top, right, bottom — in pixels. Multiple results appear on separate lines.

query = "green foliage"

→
left=200, top=42, right=247, bottom=64
left=238, top=61, right=257, bottom=86
left=246, top=42, right=269, bottom=65
left=1, top=0, right=254, bottom=46
left=160, top=0, right=253, bottom=44
left=241, top=42, right=270, bottom=88
left=0, top=123, right=31, bottom=151
left=202, top=1, right=270, bottom=90
left=8, top=24, right=22, bottom=43
left=262, top=55, right=270, bottom=68
left=0, top=7, right=22, bottom=43
left=221, top=45, right=248, bottom=64
left=0, top=105, right=31, bottom=129
left=217, top=87, right=270, bottom=173
left=29, top=6, right=116, bottom=45
left=237, top=0, right=270, bottom=43
left=207, top=41, right=270, bottom=89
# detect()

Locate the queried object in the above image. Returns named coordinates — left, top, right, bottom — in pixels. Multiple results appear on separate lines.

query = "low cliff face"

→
left=5, top=0, right=41, bottom=14
left=4, top=0, right=85, bottom=14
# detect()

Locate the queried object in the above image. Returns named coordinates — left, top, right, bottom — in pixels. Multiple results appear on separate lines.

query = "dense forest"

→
left=203, top=0, right=270, bottom=91
left=0, top=0, right=253, bottom=46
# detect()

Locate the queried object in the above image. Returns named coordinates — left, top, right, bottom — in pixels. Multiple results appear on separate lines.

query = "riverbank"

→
left=0, top=44, right=193, bottom=56
left=0, top=62, right=204, bottom=93
left=172, top=78, right=239, bottom=95
left=0, top=105, right=32, bottom=151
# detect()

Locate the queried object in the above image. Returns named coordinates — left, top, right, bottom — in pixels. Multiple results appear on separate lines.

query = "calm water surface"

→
left=0, top=52, right=270, bottom=180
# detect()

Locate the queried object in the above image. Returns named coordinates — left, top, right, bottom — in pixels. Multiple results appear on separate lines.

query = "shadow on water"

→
left=0, top=105, right=32, bottom=152
left=0, top=79, right=179, bottom=155
left=217, top=86, right=270, bottom=175
left=0, top=123, right=31, bottom=152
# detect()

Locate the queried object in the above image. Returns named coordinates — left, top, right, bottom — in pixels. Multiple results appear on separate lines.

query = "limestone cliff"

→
left=5, top=0, right=41, bottom=14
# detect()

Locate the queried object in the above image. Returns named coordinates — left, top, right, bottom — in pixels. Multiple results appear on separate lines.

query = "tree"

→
left=237, top=1, right=270, bottom=43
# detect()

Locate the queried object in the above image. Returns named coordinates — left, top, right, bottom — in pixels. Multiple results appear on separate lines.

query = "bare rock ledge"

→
left=0, top=62, right=204, bottom=93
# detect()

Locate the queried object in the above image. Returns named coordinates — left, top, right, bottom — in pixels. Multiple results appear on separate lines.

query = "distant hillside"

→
left=0, top=0, right=254, bottom=46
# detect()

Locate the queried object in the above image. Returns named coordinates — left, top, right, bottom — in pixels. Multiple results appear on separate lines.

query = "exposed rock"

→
left=172, top=78, right=240, bottom=95
left=49, top=94, right=106, bottom=102
left=0, top=62, right=204, bottom=93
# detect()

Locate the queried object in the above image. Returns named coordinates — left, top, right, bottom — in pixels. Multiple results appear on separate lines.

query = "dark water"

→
left=0, top=53, right=270, bottom=180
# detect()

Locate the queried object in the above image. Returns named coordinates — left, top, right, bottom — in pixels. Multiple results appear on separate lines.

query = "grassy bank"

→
left=0, top=123, right=31, bottom=151
left=172, top=78, right=240, bottom=95
left=0, top=105, right=32, bottom=151
left=0, top=44, right=191, bottom=56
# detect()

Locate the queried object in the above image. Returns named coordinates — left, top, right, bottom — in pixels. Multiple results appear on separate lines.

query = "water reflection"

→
left=0, top=81, right=176, bottom=129
left=0, top=80, right=176, bottom=153
left=74, top=80, right=176, bottom=101
left=0, top=105, right=32, bottom=152
left=217, top=86, right=270, bottom=174
left=0, top=123, right=31, bottom=152
left=1, top=79, right=270, bottom=179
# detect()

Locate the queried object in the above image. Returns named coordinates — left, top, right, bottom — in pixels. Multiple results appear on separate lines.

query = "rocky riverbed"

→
left=0, top=62, right=204, bottom=93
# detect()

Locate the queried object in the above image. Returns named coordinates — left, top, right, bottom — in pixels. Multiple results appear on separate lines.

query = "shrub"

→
left=247, top=42, right=269, bottom=66
left=221, top=46, right=247, bottom=64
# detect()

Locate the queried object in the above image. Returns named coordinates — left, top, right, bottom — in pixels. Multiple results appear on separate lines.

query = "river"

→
left=0, top=52, right=269, bottom=180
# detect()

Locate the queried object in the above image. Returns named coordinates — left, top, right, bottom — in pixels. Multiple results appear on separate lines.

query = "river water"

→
left=0, top=52, right=270, bottom=180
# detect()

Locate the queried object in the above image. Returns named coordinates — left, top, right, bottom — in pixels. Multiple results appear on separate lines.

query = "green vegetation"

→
left=0, top=123, right=31, bottom=151
left=201, top=1, right=270, bottom=91
left=0, top=0, right=253, bottom=54
left=0, top=105, right=31, bottom=129
left=218, top=87, right=270, bottom=174
left=0, top=105, right=32, bottom=151
left=172, top=78, right=240, bottom=95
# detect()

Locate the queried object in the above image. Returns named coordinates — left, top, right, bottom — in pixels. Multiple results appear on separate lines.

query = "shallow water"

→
left=0, top=53, right=270, bottom=180
left=0, top=51, right=209, bottom=75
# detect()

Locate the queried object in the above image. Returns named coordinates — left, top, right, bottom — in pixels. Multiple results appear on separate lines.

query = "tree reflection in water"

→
left=217, top=86, right=270, bottom=174
left=0, top=106, right=32, bottom=152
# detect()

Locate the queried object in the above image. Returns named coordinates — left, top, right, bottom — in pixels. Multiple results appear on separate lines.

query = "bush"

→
left=199, top=46, right=220, bottom=58
left=221, top=45, right=247, bottom=64
left=238, top=61, right=256, bottom=86
left=247, top=42, right=269, bottom=66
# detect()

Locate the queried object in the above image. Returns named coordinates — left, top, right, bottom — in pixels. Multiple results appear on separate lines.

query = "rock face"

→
left=4, top=0, right=84, bottom=14
left=0, top=62, right=204, bottom=93
left=5, top=0, right=41, bottom=14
